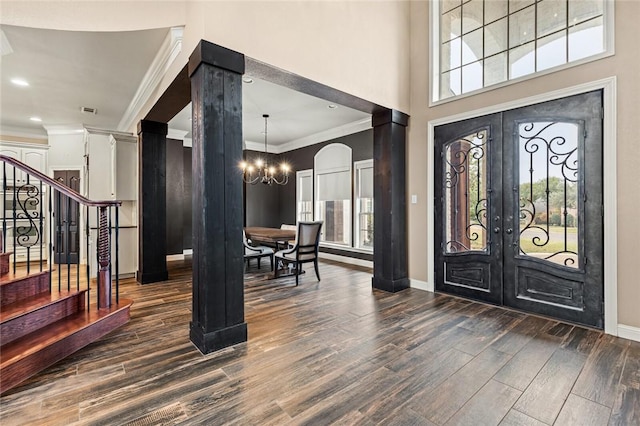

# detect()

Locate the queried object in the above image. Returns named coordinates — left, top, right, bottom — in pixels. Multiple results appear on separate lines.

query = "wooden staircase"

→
left=0, top=255, right=132, bottom=394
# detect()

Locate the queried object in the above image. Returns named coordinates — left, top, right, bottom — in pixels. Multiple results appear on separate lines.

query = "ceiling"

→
left=1, top=24, right=371, bottom=147
left=0, top=24, right=168, bottom=135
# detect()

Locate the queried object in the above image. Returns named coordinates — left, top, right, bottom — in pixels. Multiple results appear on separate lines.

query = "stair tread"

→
left=0, top=299, right=133, bottom=367
left=0, top=270, right=49, bottom=286
left=0, top=289, right=87, bottom=323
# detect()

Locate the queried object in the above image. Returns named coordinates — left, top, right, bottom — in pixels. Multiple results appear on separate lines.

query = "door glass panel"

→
left=518, top=122, right=580, bottom=267
left=443, top=130, right=489, bottom=253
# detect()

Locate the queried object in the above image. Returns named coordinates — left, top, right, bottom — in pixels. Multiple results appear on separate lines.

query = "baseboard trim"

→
left=410, top=279, right=433, bottom=292
left=318, top=252, right=373, bottom=269
left=617, top=324, right=640, bottom=342
left=166, top=249, right=193, bottom=262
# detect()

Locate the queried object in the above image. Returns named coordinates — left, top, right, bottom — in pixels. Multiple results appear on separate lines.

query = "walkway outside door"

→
left=434, top=90, right=603, bottom=328
left=53, top=170, right=80, bottom=264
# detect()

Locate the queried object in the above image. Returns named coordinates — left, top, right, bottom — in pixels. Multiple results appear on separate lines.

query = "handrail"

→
left=0, top=155, right=121, bottom=207
left=2, top=153, right=121, bottom=310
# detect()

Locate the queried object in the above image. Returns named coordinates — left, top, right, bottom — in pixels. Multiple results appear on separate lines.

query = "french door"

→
left=434, top=90, right=604, bottom=328
left=53, top=170, right=80, bottom=264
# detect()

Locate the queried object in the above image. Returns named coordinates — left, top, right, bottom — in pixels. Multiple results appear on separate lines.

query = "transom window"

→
left=433, top=0, right=612, bottom=103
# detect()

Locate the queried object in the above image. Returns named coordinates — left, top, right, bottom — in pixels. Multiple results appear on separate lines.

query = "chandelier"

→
left=240, top=114, right=290, bottom=185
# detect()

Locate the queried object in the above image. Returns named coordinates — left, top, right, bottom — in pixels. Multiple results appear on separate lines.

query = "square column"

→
left=137, top=120, right=168, bottom=284
left=189, top=40, right=246, bottom=353
left=372, top=110, right=410, bottom=292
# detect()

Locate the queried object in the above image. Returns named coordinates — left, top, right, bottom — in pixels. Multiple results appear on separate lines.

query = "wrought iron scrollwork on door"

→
left=518, top=122, right=580, bottom=267
left=443, top=130, right=489, bottom=253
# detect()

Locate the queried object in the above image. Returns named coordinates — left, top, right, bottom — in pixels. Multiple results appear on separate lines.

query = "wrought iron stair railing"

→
left=1, top=154, right=121, bottom=310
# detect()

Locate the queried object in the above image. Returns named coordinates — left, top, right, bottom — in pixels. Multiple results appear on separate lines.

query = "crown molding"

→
left=43, top=124, right=85, bottom=135
left=0, top=29, right=13, bottom=56
left=84, top=126, right=134, bottom=138
left=167, top=128, right=188, bottom=140
left=0, top=125, right=47, bottom=139
left=243, top=118, right=371, bottom=154
left=117, top=26, right=184, bottom=132
left=243, top=140, right=278, bottom=153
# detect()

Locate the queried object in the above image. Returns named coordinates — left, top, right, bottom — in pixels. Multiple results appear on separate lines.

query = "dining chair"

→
left=274, top=221, right=323, bottom=285
left=278, top=223, right=297, bottom=249
left=243, top=231, right=274, bottom=271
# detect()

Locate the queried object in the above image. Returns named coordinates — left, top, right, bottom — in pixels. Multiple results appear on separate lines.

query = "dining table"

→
left=244, top=226, right=299, bottom=278
left=244, top=227, right=296, bottom=249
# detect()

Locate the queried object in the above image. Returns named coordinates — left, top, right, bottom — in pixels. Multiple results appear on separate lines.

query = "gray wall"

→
left=243, top=151, right=282, bottom=228
left=166, top=140, right=192, bottom=255
left=243, top=128, right=373, bottom=230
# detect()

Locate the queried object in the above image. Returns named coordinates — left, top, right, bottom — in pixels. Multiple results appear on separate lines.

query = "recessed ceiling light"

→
left=242, top=77, right=254, bottom=84
left=29, top=117, right=42, bottom=122
left=328, top=104, right=338, bottom=109
left=11, top=78, right=29, bottom=87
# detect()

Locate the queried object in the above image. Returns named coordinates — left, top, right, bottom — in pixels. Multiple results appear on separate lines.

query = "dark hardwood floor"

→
left=0, top=259, right=638, bottom=425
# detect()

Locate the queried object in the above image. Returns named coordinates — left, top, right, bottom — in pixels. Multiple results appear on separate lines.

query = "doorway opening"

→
left=53, top=169, right=80, bottom=264
left=434, top=90, right=604, bottom=328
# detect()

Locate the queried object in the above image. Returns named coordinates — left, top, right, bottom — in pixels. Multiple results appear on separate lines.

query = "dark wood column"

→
left=372, top=109, right=410, bottom=292
left=137, top=120, right=169, bottom=284
left=188, top=40, right=246, bottom=353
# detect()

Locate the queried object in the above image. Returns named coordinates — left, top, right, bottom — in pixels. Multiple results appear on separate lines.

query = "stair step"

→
left=0, top=299, right=132, bottom=394
left=1, top=290, right=88, bottom=345
left=0, top=252, right=10, bottom=275
left=0, top=270, right=50, bottom=307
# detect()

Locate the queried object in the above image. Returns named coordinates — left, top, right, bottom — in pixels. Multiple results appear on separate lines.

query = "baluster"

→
left=97, top=206, right=111, bottom=309
left=25, top=174, right=30, bottom=273
left=85, top=204, right=90, bottom=311
left=12, top=166, right=16, bottom=274
left=96, top=208, right=100, bottom=309
left=48, top=187, right=53, bottom=293
left=66, top=193, right=71, bottom=291
left=108, top=205, right=112, bottom=302
left=2, top=162, right=6, bottom=258
left=115, top=205, right=119, bottom=304
left=56, top=190, right=61, bottom=292
left=39, top=179, right=43, bottom=272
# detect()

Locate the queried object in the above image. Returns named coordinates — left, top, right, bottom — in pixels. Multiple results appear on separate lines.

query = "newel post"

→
left=97, top=206, right=111, bottom=309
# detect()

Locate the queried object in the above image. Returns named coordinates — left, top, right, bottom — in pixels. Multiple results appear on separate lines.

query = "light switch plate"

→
left=411, top=194, right=418, bottom=204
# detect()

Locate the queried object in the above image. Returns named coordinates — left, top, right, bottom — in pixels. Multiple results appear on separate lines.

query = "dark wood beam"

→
left=144, top=65, right=191, bottom=124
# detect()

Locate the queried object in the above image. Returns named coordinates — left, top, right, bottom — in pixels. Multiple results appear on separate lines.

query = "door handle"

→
left=506, top=228, right=513, bottom=234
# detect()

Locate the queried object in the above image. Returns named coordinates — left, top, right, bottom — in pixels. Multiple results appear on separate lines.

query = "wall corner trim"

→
left=617, top=324, right=640, bottom=343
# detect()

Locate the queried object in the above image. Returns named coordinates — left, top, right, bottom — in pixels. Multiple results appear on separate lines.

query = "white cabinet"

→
left=0, top=142, right=49, bottom=262
left=0, top=143, right=48, bottom=185
left=83, top=129, right=138, bottom=277
left=111, top=135, right=137, bottom=201
left=85, top=130, right=136, bottom=201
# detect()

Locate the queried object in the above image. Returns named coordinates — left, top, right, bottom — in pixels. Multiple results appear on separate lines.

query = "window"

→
left=314, top=144, right=352, bottom=246
left=432, top=0, right=612, bottom=103
left=296, top=169, right=313, bottom=222
left=354, top=160, right=374, bottom=250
